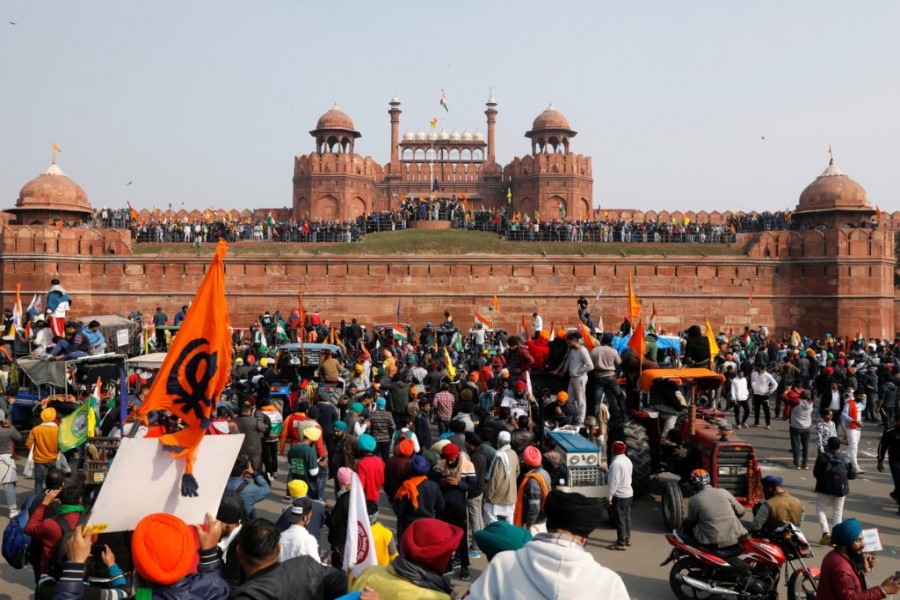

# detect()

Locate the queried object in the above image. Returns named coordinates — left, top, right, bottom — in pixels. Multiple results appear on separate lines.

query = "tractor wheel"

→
left=623, top=419, right=652, bottom=496
left=662, top=481, right=684, bottom=531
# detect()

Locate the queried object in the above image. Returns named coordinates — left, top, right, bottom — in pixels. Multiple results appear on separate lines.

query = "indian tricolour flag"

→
left=392, top=324, right=408, bottom=341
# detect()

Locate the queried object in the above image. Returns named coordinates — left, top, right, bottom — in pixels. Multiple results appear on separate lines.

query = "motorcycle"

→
left=661, top=525, right=819, bottom=600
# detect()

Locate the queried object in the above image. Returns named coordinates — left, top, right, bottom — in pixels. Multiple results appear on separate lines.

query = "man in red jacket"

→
left=816, top=518, right=899, bottom=600
left=25, top=486, right=86, bottom=575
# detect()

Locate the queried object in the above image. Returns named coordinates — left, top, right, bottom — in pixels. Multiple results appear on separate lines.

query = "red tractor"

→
left=610, top=368, right=764, bottom=531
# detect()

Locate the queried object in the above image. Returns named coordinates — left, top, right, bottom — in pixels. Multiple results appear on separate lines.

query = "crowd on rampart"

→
left=74, top=202, right=803, bottom=245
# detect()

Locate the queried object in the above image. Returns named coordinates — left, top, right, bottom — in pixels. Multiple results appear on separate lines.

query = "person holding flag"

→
left=134, top=239, right=233, bottom=497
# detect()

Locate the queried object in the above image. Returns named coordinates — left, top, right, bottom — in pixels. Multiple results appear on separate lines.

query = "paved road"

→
left=1, top=417, right=899, bottom=599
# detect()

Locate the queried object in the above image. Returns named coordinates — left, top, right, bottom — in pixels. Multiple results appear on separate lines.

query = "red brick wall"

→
left=1, top=226, right=895, bottom=339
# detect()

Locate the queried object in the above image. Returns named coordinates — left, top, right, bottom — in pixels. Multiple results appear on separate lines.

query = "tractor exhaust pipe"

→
left=674, top=574, right=740, bottom=596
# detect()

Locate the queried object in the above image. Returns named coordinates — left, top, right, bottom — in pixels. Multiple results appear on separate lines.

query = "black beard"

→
left=846, top=544, right=865, bottom=565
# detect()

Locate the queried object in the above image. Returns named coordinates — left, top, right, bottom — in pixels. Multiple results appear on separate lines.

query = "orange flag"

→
left=627, top=273, right=641, bottom=320
left=492, top=294, right=500, bottom=312
left=474, top=312, right=491, bottom=328
left=136, top=239, right=232, bottom=497
left=520, top=315, right=529, bottom=341
left=628, top=318, right=646, bottom=359
left=580, top=321, right=596, bottom=351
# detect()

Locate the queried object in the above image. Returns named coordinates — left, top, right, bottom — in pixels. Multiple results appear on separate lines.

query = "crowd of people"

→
left=51, top=203, right=813, bottom=247
left=3, top=282, right=900, bottom=598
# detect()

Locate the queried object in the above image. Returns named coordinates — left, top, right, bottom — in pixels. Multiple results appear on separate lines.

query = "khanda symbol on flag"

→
left=136, top=239, right=232, bottom=497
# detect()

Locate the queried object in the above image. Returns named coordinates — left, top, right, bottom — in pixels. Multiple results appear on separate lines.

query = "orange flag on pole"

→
left=491, top=294, right=500, bottom=313
left=580, top=321, right=597, bottom=351
left=136, top=239, right=232, bottom=497
left=627, top=273, right=641, bottom=320
left=520, top=315, right=529, bottom=341
left=474, top=312, right=491, bottom=328
left=628, top=318, right=646, bottom=359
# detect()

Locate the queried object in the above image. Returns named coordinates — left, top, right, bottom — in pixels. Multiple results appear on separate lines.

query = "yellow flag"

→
left=52, top=143, right=62, bottom=153
left=705, top=318, right=719, bottom=362
left=443, top=347, right=456, bottom=381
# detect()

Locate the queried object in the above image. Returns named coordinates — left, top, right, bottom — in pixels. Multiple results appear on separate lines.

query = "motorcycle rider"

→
left=682, top=469, right=748, bottom=556
left=750, top=475, right=804, bottom=533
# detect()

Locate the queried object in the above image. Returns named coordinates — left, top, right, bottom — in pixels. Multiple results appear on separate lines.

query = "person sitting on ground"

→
left=349, top=518, right=463, bottom=600
left=466, top=490, right=629, bottom=600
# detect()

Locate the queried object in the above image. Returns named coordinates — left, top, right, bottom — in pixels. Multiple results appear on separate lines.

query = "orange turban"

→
left=556, top=330, right=567, bottom=339
left=131, top=513, right=196, bottom=585
left=396, top=438, right=415, bottom=457
left=539, top=330, right=551, bottom=340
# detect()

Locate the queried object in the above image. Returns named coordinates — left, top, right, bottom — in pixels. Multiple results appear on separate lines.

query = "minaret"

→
left=389, top=96, right=401, bottom=171
left=485, top=95, right=498, bottom=164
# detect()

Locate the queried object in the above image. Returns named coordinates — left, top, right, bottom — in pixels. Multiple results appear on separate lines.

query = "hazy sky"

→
left=2, top=1, right=898, bottom=214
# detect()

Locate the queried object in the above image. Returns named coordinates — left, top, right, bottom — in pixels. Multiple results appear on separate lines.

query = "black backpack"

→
left=220, top=479, right=250, bottom=523
left=822, top=455, right=850, bottom=497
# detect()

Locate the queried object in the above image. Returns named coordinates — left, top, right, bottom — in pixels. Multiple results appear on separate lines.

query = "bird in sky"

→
left=126, top=181, right=133, bottom=186
left=761, top=135, right=766, bottom=140
left=9, top=21, right=17, bottom=25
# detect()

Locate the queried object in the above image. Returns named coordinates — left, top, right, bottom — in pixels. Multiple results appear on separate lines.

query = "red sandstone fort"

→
left=2, top=98, right=897, bottom=338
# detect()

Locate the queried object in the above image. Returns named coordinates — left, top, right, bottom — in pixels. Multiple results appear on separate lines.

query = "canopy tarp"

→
left=613, top=333, right=682, bottom=355
left=638, top=368, right=725, bottom=391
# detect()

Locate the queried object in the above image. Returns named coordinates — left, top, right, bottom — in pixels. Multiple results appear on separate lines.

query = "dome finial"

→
left=828, top=143, right=834, bottom=165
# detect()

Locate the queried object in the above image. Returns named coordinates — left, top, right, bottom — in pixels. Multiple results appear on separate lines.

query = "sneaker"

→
left=820, top=533, right=831, bottom=546
left=856, top=470, right=867, bottom=475
left=8, top=509, right=18, bottom=519
left=460, top=567, right=471, bottom=581
left=801, top=465, right=809, bottom=470
left=793, top=464, right=800, bottom=470
left=468, top=549, right=481, bottom=559
left=765, top=425, right=771, bottom=430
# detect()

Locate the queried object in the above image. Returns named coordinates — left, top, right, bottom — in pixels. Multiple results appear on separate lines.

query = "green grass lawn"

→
left=132, top=229, right=745, bottom=256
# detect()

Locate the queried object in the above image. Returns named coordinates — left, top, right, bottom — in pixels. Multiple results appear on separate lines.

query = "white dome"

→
left=473, top=130, right=484, bottom=141
left=428, top=131, right=438, bottom=141
left=403, top=130, right=415, bottom=141
left=390, top=96, right=400, bottom=104
left=438, top=130, right=450, bottom=140
left=415, top=130, right=426, bottom=141
left=462, top=130, right=473, bottom=141
left=487, top=96, right=497, bottom=105
left=450, top=130, right=461, bottom=141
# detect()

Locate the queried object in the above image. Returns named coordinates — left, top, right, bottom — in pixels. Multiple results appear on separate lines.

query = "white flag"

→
left=343, top=471, right=378, bottom=577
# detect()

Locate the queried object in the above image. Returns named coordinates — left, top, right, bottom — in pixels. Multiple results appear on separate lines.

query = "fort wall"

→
left=1, top=226, right=895, bottom=339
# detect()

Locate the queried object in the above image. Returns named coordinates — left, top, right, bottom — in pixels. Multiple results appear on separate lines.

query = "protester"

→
left=472, top=520, right=532, bottom=561
left=814, top=437, right=854, bottom=545
left=277, top=497, right=320, bottom=562
left=817, top=409, right=838, bottom=454
left=0, top=414, right=22, bottom=517
left=682, top=469, right=747, bottom=549
left=368, top=500, right=399, bottom=566
left=789, top=390, right=814, bottom=469
left=225, top=454, right=272, bottom=520
left=467, top=490, right=630, bottom=599
left=349, top=518, right=462, bottom=599
left=356, top=433, right=386, bottom=502
left=605, top=440, right=634, bottom=550
left=25, top=407, right=60, bottom=498
left=393, top=455, right=445, bottom=540
left=876, top=412, right=900, bottom=513
left=750, top=475, right=804, bottom=533
left=815, top=518, right=899, bottom=600
left=842, top=391, right=865, bottom=474
left=483, top=430, right=519, bottom=525
left=513, top=445, right=551, bottom=534
left=231, top=518, right=323, bottom=599
left=433, top=442, right=476, bottom=580
left=750, top=363, right=777, bottom=428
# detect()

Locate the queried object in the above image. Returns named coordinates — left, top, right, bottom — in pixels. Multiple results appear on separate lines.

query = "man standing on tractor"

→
left=682, top=469, right=747, bottom=550
left=590, top=333, right=627, bottom=421
left=554, top=331, right=594, bottom=426
left=750, top=364, right=778, bottom=429
left=750, top=475, right=804, bottom=534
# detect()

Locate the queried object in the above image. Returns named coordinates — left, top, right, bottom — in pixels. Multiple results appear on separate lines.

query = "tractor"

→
left=609, top=368, right=764, bottom=531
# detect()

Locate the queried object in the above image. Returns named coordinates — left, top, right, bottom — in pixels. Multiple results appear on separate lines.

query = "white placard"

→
left=861, top=528, right=882, bottom=552
left=86, top=434, right=244, bottom=532
left=116, top=329, right=129, bottom=348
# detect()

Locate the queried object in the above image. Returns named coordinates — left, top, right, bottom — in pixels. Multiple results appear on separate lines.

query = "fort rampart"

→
left=1, top=225, right=896, bottom=339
